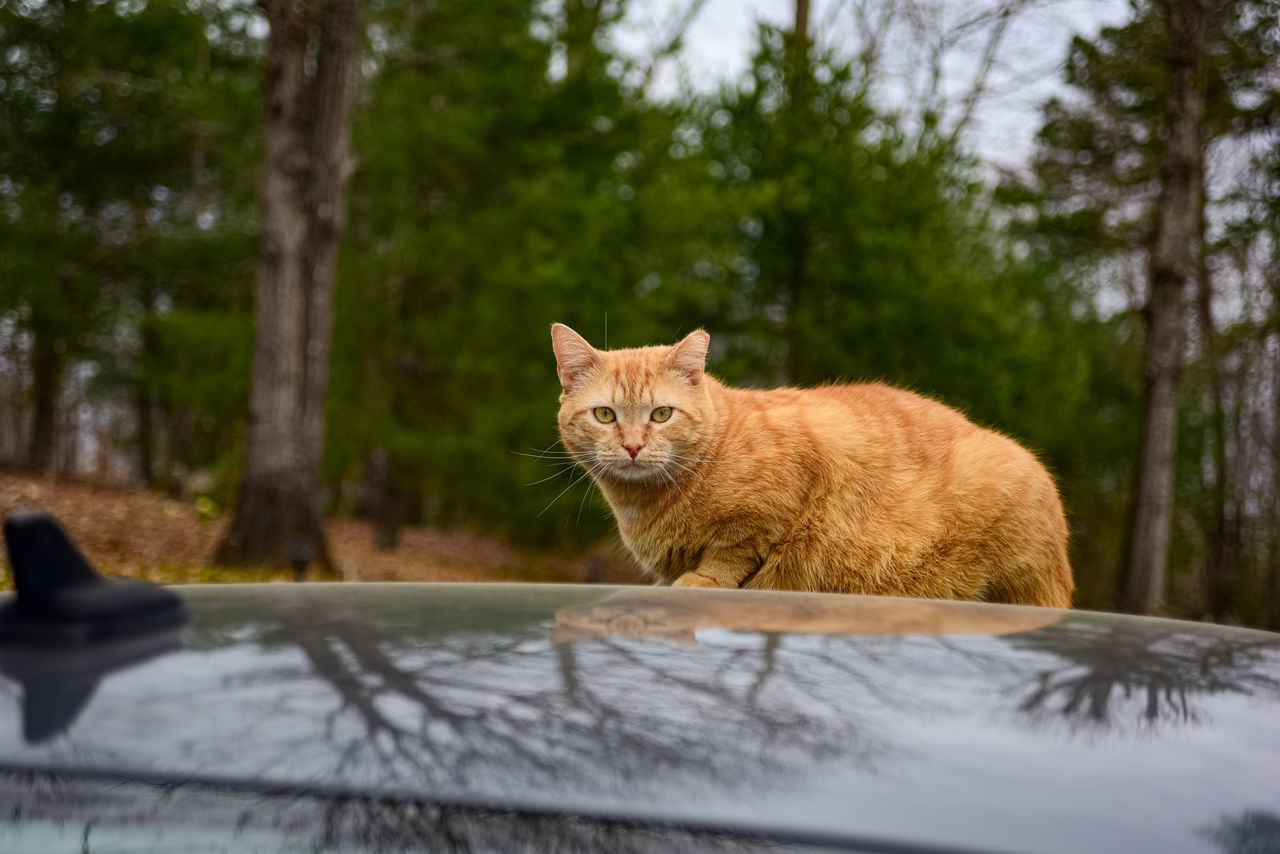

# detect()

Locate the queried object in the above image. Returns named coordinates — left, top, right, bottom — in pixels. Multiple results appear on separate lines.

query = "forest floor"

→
left=0, top=467, right=642, bottom=588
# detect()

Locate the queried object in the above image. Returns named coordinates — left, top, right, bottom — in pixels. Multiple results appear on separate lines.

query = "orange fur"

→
left=551, top=323, right=1074, bottom=607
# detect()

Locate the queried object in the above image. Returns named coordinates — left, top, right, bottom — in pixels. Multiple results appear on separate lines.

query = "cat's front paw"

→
left=672, top=573, right=721, bottom=589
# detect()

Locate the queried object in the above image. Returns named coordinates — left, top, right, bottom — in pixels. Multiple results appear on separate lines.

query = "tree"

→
left=1014, top=0, right=1280, bottom=617
left=216, top=0, right=363, bottom=569
left=1121, top=0, right=1209, bottom=615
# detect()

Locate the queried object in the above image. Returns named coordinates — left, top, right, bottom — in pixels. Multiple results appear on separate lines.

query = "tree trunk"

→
left=136, top=376, right=154, bottom=485
left=1193, top=171, right=1232, bottom=620
left=25, top=268, right=73, bottom=473
left=1120, top=0, right=1207, bottom=615
left=216, top=0, right=362, bottom=570
left=25, top=322, right=61, bottom=472
left=794, top=0, right=809, bottom=44
left=367, top=446, right=406, bottom=551
left=159, top=404, right=191, bottom=497
left=783, top=0, right=811, bottom=384
left=1269, top=296, right=1280, bottom=629
left=783, top=213, right=810, bottom=384
left=1271, top=364, right=1280, bottom=629
left=300, top=0, right=360, bottom=516
left=136, top=285, right=157, bottom=485
left=1, top=325, right=21, bottom=461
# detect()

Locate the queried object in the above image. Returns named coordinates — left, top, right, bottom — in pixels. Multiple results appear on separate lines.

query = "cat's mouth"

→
left=606, top=458, right=661, bottom=482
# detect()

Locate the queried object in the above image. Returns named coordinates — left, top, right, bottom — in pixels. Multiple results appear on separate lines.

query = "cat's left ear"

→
left=667, top=329, right=709, bottom=385
left=551, top=323, right=600, bottom=391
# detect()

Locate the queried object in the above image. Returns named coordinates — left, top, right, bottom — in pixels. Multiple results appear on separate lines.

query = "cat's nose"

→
left=623, top=442, right=644, bottom=459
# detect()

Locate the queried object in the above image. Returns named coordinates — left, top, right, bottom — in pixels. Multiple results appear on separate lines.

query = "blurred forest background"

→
left=1, top=0, right=1279, bottom=628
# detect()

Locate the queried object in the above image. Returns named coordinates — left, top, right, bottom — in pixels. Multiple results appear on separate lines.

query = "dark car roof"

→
left=2, top=582, right=1279, bottom=853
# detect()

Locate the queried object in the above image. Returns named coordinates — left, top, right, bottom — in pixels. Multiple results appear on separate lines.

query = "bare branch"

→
left=636, top=0, right=710, bottom=92
left=847, top=0, right=901, bottom=102
left=946, top=0, right=1030, bottom=149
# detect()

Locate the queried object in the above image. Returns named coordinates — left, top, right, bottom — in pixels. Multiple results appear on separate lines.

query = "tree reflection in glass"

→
left=1201, top=809, right=1280, bottom=854
left=998, top=615, right=1280, bottom=735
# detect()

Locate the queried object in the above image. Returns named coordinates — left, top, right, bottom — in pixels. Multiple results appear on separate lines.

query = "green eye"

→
left=593, top=407, right=616, bottom=423
left=651, top=406, right=672, bottom=423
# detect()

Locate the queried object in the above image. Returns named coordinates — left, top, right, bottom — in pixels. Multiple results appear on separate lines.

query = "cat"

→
left=550, top=323, right=1074, bottom=608
left=548, top=587, right=1063, bottom=644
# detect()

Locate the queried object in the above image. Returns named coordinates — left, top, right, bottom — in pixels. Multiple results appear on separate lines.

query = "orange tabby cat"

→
left=551, top=323, right=1074, bottom=607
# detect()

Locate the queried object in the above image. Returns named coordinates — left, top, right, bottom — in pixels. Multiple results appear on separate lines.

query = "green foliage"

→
left=0, top=0, right=260, bottom=478
left=325, top=13, right=1126, bottom=563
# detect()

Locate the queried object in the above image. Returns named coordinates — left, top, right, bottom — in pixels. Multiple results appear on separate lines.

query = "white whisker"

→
left=537, top=463, right=599, bottom=518
left=574, top=467, right=602, bottom=526
left=510, top=450, right=578, bottom=460
left=524, top=463, right=578, bottom=486
left=658, top=466, right=688, bottom=501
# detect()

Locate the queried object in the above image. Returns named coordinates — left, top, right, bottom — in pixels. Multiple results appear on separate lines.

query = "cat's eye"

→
left=593, top=407, right=616, bottom=423
left=651, top=406, right=673, bottom=423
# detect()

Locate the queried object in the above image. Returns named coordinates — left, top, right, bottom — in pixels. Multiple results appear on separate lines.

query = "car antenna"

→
left=0, top=510, right=188, bottom=643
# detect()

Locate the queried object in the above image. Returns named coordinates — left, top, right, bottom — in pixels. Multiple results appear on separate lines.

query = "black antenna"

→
left=1, top=511, right=188, bottom=643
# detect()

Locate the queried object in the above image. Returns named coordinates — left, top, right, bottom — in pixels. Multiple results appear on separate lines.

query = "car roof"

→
left=1, top=582, right=1279, bottom=853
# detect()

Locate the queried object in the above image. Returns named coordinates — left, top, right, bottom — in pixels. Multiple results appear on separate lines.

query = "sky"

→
left=612, top=0, right=1132, bottom=170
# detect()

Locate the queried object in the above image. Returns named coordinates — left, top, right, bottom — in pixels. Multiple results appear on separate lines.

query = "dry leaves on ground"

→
left=0, top=467, right=640, bottom=588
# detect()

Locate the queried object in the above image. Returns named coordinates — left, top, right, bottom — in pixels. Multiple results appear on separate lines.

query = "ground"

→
left=0, top=468, right=641, bottom=588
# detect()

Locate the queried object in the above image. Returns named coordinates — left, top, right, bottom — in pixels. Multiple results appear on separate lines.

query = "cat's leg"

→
left=672, top=573, right=725, bottom=588
left=671, top=550, right=758, bottom=589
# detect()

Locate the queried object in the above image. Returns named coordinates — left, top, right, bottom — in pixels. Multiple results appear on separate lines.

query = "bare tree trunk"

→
left=216, top=0, right=362, bottom=570
left=57, top=395, right=77, bottom=476
left=25, top=322, right=60, bottom=472
left=1, top=325, right=21, bottom=461
left=1269, top=279, right=1280, bottom=629
left=1120, top=0, right=1207, bottom=615
left=160, top=406, right=190, bottom=497
left=136, top=283, right=157, bottom=486
left=367, top=446, right=406, bottom=551
left=25, top=269, right=72, bottom=473
left=1193, top=172, right=1232, bottom=620
left=1271, top=349, right=1280, bottom=629
left=160, top=60, right=208, bottom=497
left=301, top=0, right=360, bottom=518
left=783, top=0, right=811, bottom=384
left=135, top=377, right=154, bottom=485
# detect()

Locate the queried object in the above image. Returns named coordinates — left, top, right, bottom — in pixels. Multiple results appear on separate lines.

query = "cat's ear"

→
left=551, top=323, right=600, bottom=391
left=667, top=329, right=709, bottom=385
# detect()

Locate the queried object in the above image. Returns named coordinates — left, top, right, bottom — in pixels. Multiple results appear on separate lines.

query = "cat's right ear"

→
left=551, top=323, right=600, bottom=391
left=667, top=329, right=709, bottom=385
